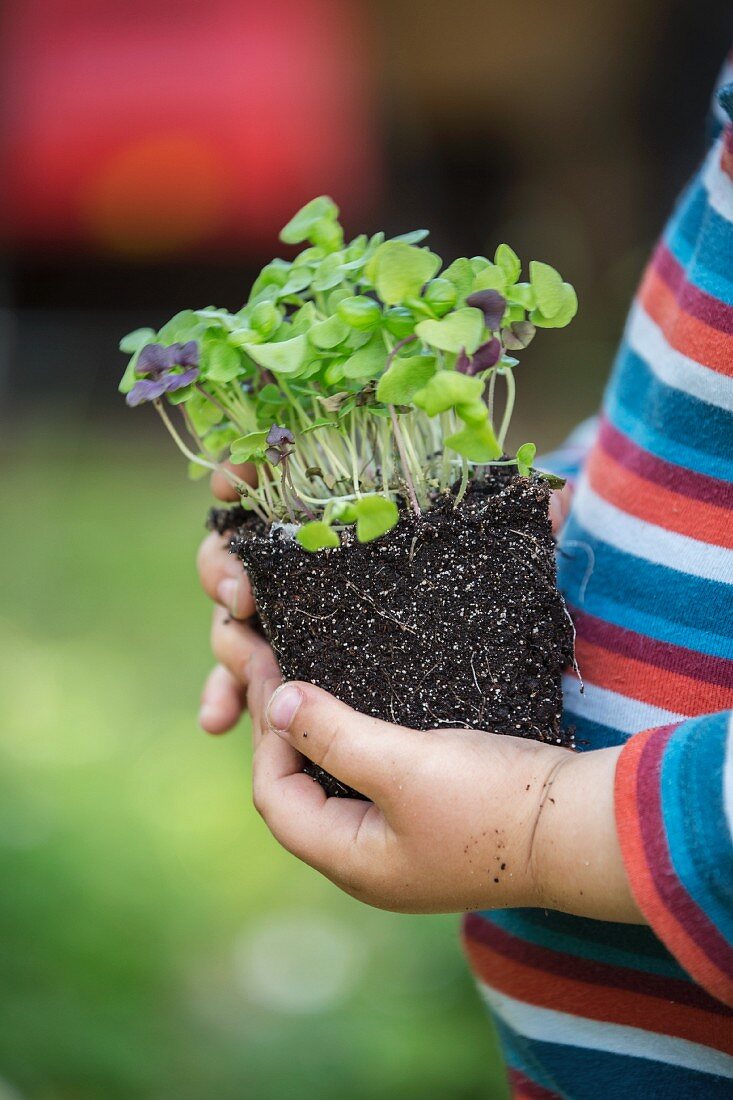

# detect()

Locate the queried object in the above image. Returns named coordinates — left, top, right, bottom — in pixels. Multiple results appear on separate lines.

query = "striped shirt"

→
left=462, top=60, right=733, bottom=1098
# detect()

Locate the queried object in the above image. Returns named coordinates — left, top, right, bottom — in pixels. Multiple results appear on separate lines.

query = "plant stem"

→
left=487, top=368, right=498, bottom=435
left=389, top=406, right=421, bottom=517
left=155, top=401, right=218, bottom=473
left=498, top=367, right=516, bottom=450
left=454, top=456, right=470, bottom=509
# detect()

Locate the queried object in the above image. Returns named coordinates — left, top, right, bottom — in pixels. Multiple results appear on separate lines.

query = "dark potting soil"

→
left=208, top=476, right=576, bottom=799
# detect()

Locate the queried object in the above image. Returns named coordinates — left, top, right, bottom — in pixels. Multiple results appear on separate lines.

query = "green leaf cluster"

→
left=120, top=196, right=578, bottom=549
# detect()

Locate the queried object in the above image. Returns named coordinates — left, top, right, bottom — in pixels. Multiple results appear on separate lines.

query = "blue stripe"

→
left=606, top=392, right=733, bottom=483
left=561, top=710, right=628, bottom=752
left=494, top=1018, right=564, bottom=1096
left=665, top=175, right=733, bottom=304
left=494, top=1029, right=733, bottom=1099
left=558, top=516, right=733, bottom=648
left=661, top=714, right=733, bottom=945
left=611, top=344, right=733, bottom=462
left=476, top=909, right=690, bottom=981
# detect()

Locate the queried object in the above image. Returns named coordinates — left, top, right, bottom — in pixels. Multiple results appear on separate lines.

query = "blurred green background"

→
left=0, top=436, right=507, bottom=1099
left=1, top=1, right=730, bottom=1097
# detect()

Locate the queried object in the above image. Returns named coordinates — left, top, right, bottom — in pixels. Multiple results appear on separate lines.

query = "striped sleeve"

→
left=615, top=713, right=733, bottom=1007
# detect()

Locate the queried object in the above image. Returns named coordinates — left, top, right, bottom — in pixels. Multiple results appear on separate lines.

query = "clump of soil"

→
left=209, top=475, right=575, bottom=799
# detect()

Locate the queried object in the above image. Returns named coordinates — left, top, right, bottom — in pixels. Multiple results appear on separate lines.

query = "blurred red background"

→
left=0, top=0, right=379, bottom=256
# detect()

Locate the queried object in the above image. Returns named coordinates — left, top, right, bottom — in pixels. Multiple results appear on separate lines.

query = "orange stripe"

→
left=573, top=636, right=733, bottom=713
left=586, top=445, right=733, bottom=549
left=615, top=732, right=733, bottom=1009
left=639, top=264, right=733, bottom=377
left=463, top=933, right=733, bottom=1054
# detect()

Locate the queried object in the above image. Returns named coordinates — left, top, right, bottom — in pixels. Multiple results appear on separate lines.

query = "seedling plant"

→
left=120, top=196, right=576, bottom=550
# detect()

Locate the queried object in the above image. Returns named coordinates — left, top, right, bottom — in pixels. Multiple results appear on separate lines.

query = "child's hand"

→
left=198, top=607, right=641, bottom=924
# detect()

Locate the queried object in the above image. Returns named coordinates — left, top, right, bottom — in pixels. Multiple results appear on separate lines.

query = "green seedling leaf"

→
left=353, top=495, right=399, bottom=543
left=228, top=327, right=260, bottom=347
left=308, top=314, right=350, bottom=350
left=423, top=278, right=457, bottom=316
left=296, top=520, right=340, bottom=551
left=331, top=501, right=358, bottom=523
left=392, top=229, right=430, bottom=245
left=455, top=400, right=489, bottom=426
left=445, top=421, right=502, bottom=462
left=530, top=283, right=578, bottom=328
left=118, top=348, right=145, bottom=393
left=244, top=334, right=308, bottom=375
left=203, top=425, right=238, bottom=453
left=368, top=241, right=441, bottom=305
left=506, top=281, right=536, bottom=310
left=537, top=470, right=567, bottom=489
left=529, top=261, right=565, bottom=319
left=415, top=307, right=484, bottom=355
left=157, top=310, right=202, bottom=344
left=342, top=333, right=387, bottom=379
left=119, top=327, right=155, bottom=354
left=280, top=196, right=339, bottom=245
left=383, top=305, right=415, bottom=340
left=376, top=354, right=437, bottom=404
left=250, top=300, right=282, bottom=338
left=494, top=244, right=521, bottom=284
left=249, top=259, right=291, bottom=301
left=288, top=301, right=318, bottom=336
left=187, top=390, right=223, bottom=434
left=412, top=369, right=484, bottom=416
left=205, top=341, right=241, bottom=383
left=187, top=459, right=211, bottom=481
left=516, top=442, right=536, bottom=477
left=337, top=295, right=382, bottom=331
left=471, top=264, right=506, bottom=294
left=230, top=431, right=269, bottom=463
left=441, top=257, right=474, bottom=301
left=279, top=267, right=313, bottom=296
left=311, top=253, right=345, bottom=292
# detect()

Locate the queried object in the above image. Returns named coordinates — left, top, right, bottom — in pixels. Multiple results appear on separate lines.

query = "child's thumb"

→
left=265, top=681, right=424, bottom=801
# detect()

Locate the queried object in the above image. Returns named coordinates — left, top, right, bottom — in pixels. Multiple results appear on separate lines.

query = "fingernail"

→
left=217, top=578, right=240, bottom=618
left=267, top=684, right=303, bottom=732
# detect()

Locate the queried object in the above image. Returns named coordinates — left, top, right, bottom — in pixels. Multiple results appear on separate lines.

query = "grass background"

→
left=0, top=431, right=508, bottom=1099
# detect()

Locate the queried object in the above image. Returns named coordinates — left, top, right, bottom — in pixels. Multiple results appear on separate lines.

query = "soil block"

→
left=209, top=475, right=576, bottom=799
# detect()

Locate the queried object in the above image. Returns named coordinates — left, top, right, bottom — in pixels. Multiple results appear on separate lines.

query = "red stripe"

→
left=509, top=1070, right=561, bottom=1099
left=598, top=417, right=733, bottom=509
left=463, top=914, right=730, bottom=1015
left=573, top=636, right=733, bottom=714
left=619, top=727, right=733, bottom=1004
left=587, top=443, right=733, bottom=549
left=653, top=242, right=733, bottom=337
left=616, top=730, right=733, bottom=1007
left=571, top=607, right=733, bottom=690
left=637, top=730, right=733, bottom=980
left=462, top=924, right=733, bottom=1053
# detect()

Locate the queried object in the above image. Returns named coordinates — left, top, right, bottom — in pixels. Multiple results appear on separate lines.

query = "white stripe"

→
left=626, top=300, right=733, bottom=414
left=701, top=136, right=733, bottom=224
left=562, top=675, right=689, bottom=730
left=723, top=713, right=733, bottom=841
left=570, top=477, right=733, bottom=586
left=478, top=981, right=733, bottom=1079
